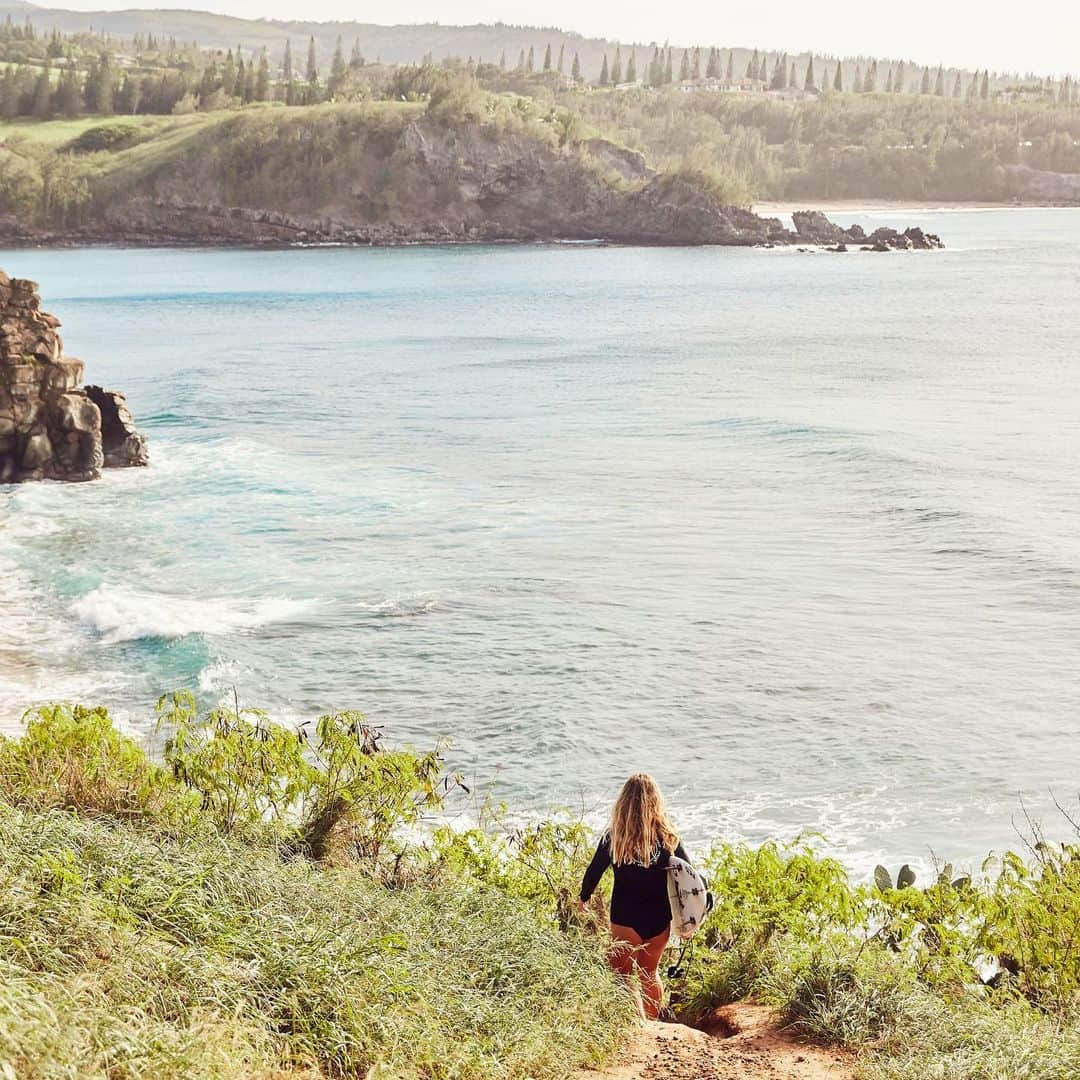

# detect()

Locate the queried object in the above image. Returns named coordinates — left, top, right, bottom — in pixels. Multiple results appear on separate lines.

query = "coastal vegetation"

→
left=0, top=12, right=1078, bottom=228
left=1, top=698, right=1078, bottom=1078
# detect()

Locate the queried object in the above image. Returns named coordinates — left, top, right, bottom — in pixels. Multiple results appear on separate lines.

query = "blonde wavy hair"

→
left=609, top=773, right=679, bottom=866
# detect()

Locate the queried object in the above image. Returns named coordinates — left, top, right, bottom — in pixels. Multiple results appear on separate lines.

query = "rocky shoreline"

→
left=0, top=272, right=148, bottom=483
left=0, top=204, right=944, bottom=251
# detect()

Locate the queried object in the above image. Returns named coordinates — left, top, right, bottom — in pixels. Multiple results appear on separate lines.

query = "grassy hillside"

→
left=0, top=700, right=1078, bottom=1079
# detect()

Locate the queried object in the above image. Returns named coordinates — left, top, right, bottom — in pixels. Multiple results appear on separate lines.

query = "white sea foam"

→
left=70, top=586, right=315, bottom=644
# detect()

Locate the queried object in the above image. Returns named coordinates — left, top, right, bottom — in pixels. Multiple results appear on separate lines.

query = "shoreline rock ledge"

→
left=0, top=270, right=148, bottom=483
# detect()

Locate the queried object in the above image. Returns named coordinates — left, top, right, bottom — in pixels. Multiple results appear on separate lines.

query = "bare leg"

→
left=635, top=926, right=671, bottom=1019
left=608, top=923, right=646, bottom=1018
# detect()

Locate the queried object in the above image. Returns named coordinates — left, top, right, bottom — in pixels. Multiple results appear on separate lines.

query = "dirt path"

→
left=575, top=1003, right=856, bottom=1080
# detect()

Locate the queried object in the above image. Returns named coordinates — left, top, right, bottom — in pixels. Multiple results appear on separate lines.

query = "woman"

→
left=577, top=773, right=690, bottom=1019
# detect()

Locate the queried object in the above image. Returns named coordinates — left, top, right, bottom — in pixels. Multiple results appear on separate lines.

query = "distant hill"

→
left=0, top=1, right=1059, bottom=88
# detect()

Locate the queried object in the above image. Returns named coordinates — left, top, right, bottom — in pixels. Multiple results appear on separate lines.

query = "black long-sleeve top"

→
left=580, top=832, right=689, bottom=941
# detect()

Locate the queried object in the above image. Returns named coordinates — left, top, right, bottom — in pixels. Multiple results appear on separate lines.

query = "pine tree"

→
left=499, top=50, right=506, bottom=70
left=678, top=48, right=689, bottom=82
left=612, top=46, right=622, bottom=84
left=789, top=61, right=797, bottom=88
left=221, top=49, right=236, bottom=97
left=885, top=67, right=894, bottom=93
left=557, top=44, right=564, bottom=74
left=256, top=48, right=269, bottom=100
left=599, top=53, right=609, bottom=86
left=664, top=47, right=673, bottom=84
left=967, top=70, right=980, bottom=100
left=833, top=61, right=843, bottom=93
left=517, top=49, right=524, bottom=72
left=980, top=70, right=989, bottom=99
left=864, top=61, right=877, bottom=92
left=933, top=65, right=945, bottom=95
left=626, top=51, right=636, bottom=83
left=543, top=43, right=551, bottom=71
left=771, top=53, right=787, bottom=89
left=746, top=48, right=759, bottom=81
left=920, top=66, right=931, bottom=94
left=804, top=55, right=816, bottom=91
left=306, top=35, right=318, bottom=95
left=350, top=39, right=363, bottom=70
left=57, top=62, right=81, bottom=116
left=895, top=61, right=905, bottom=93
left=282, top=40, right=294, bottom=104
left=328, top=36, right=346, bottom=95
left=31, top=61, right=51, bottom=118
left=526, top=46, right=534, bottom=73
left=706, top=47, right=718, bottom=79
left=952, top=71, right=962, bottom=98
left=571, top=51, right=580, bottom=81
left=692, top=47, right=701, bottom=80
left=853, top=64, right=863, bottom=92
left=235, top=56, right=246, bottom=99
left=726, top=50, right=734, bottom=81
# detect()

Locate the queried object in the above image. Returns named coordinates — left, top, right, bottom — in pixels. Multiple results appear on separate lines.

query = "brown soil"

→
left=575, top=1002, right=856, bottom=1080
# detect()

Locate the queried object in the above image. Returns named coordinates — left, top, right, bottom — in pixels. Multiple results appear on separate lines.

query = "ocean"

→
left=2, top=208, right=1079, bottom=876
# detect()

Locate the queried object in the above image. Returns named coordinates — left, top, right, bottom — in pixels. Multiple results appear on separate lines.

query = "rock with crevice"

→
left=0, top=270, right=148, bottom=483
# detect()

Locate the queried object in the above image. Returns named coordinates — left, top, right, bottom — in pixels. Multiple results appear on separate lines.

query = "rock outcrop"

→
left=0, top=271, right=147, bottom=483
left=792, top=210, right=944, bottom=251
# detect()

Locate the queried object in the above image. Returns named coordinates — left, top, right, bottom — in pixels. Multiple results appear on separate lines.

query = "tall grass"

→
left=0, top=802, right=630, bottom=1079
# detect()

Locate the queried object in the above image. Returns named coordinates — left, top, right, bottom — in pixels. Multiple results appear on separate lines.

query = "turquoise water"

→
left=2, top=209, right=1079, bottom=874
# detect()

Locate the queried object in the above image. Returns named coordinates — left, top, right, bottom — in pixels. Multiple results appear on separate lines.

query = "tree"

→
left=706, top=47, right=718, bottom=78
left=350, top=38, right=363, bottom=70
left=746, top=48, right=759, bottom=81
left=612, top=46, right=622, bottom=84
left=86, top=52, right=114, bottom=114
left=256, top=48, right=270, bottom=101
left=526, top=46, right=534, bottom=73
left=498, top=50, right=506, bottom=70
left=952, top=71, right=962, bottom=98
left=626, top=51, right=636, bottom=84
left=599, top=53, right=609, bottom=86
left=543, top=43, right=551, bottom=71
left=920, top=66, right=931, bottom=94
left=853, top=64, right=862, bottom=91
left=282, top=39, right=294, bottom=104
left=571, top=51, right=580, bottom=81
left=692, top=47, right=701, bottom=80
left=678, top=48, right=689, bottom=83
left=771, top=52, right=787, bottom=89
left=305, top=35, right=318, bottom=93
left=933, top=65, right=945, bottom=96
left=221, top=49, right=236, bottom=97
left=980, top=70, right=990, bottom=99
left=516, top=49, right=524, bottom=72
left=804, top=55, right=816, bottom=92
left=833, top=61, right=843, bottom=93
left=56, top=63, right=81, bottom=116
left=726, top=50, right=734, bottom=81
left=885, top=67, right=894, bottom=93
left=663, top=47, right=673, bottom=84
left=895, top=61, right=905, bottom=93
left=557, top=44, right=564, bottom=74
left=863, top=61, right=877, bottom=92
left=328, top=36, right=346, bottom=95
left=31, top=61, right=51, bottom=119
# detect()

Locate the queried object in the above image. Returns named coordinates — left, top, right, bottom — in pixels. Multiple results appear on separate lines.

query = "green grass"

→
left=0, top=801, right=630, bottom=1079
left=0, top=114, right=161, bottom=146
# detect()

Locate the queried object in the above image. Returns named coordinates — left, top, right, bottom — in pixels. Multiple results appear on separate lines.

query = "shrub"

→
left=67, top=122, right=143, bottom=153
left=157, top=690, right=463, bottom=861
left=0, top=703, right=195, bottom=825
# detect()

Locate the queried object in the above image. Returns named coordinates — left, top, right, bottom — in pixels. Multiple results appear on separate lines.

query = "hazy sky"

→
left=52, top=0, right=1080, bottom=75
